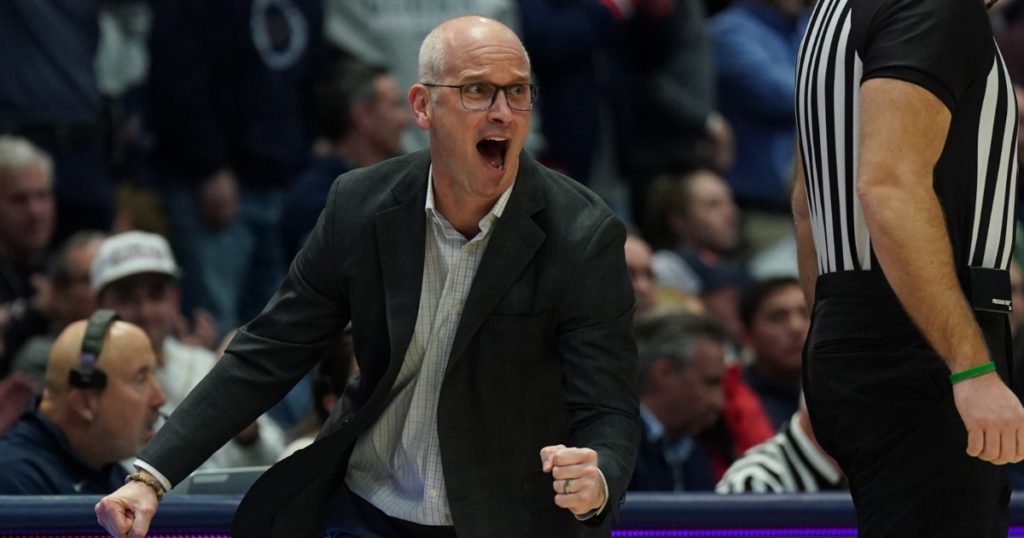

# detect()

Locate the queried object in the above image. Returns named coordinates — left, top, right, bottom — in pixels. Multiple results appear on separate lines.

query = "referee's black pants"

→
left=805, top=272, right=1011, bottom=538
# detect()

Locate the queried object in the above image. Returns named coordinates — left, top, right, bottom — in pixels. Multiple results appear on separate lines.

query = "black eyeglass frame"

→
left=422, top=83, right=540, bottom=111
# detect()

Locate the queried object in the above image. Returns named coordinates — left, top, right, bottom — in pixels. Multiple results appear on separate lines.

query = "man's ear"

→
left=67, top=388, right=100, bottom=422
left=408, top=85, right=432, bottom=131
left=350, top=102, right=371, bottom=133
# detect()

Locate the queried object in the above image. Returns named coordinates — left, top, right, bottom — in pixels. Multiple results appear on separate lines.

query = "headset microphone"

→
left=68, top=309, right=120, bottom=390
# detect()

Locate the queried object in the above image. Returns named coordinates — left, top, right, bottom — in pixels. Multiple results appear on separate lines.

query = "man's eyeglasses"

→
left=422, top=83, right=539, bottom=111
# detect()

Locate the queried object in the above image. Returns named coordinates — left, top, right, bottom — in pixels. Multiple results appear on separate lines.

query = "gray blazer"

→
left=138, top=150, right=641, bottom=538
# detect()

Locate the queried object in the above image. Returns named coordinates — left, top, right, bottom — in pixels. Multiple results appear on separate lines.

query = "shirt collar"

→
left=639, top=404, right=666, bottom=442
left=425, top=165, right=515, bottom=235
left=640, top=405, right=695, bottom=468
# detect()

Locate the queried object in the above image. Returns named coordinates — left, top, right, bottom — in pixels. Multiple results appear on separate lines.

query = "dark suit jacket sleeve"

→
left=555, top=213, right=640, bottom=520
left=137, top=180, right=351, bottom=486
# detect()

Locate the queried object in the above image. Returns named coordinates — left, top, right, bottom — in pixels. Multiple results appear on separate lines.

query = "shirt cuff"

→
left=574, top=468, right=610, bottom=521
left=134, top=459, right=173, bottom=492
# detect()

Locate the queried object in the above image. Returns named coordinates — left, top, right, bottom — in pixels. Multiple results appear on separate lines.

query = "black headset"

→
left=68, top=309, right=120, bottom=391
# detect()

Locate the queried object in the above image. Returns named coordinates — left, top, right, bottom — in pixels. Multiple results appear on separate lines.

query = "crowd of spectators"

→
left=1, top=0, right=1024, bottom=499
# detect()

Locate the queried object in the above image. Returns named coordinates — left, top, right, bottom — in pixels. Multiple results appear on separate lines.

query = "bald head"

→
left=45, top=319, right=153, bottom=400
left=418, top=16, right=529, bottom=85
left=41, top=318, right=165, bottom=469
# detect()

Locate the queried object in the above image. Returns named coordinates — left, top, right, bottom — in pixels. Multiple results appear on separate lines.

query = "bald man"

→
left=0, top=320, right=165, bottom=495
left=98, top=16, right=638, bottom=538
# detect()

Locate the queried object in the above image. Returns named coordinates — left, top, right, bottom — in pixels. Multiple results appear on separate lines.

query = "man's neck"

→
left=640, top=395, right=688, bottom=439
left=40, top=403, right=108, bottom=471
left=751, top=361, right=802, bottom=391
left=332, top=135, right=385, bottom=169
left=430, top=170, right=502, bottom=239
left=675, top=240, right=713, bottom=256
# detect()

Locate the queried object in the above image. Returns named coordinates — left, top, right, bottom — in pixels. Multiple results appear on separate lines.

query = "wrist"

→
left=947, top=334, right=990, bottom=374
left=948, top=353, right=991, bottom=375
left=950, top=361, right=996, bottom=384
left=126, top=472, right=165, bottom=501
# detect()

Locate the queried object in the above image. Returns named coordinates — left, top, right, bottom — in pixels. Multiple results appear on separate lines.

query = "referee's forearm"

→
left=859, top=184, right=988, bottom=372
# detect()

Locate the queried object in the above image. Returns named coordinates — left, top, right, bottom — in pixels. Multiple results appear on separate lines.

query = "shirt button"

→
left=456, top=307, right=463, bottom=314
left=429, top=489, right=438, bottom=498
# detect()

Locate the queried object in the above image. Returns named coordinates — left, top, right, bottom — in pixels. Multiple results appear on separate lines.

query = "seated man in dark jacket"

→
left=0, top=317, right=165, bottom=494
left=629, top=309, right=729, bottom=491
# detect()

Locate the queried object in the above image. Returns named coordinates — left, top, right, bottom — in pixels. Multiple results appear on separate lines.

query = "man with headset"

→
left=0, top=311, right=166, bottom=494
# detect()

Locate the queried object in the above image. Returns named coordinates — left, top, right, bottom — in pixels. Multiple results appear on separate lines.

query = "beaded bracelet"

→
left=949, top=362, right=996, bottom=385
left=125, top=472, right=165, bottom=502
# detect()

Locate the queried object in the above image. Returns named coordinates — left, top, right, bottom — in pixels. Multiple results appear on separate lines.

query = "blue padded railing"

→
left=0, top=494, right=240, bottom=534
left=2, top=493, right=1024, bottom=536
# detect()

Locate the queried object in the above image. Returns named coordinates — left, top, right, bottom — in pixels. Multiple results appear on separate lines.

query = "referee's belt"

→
left=959, top=266, right=1012, bottom=314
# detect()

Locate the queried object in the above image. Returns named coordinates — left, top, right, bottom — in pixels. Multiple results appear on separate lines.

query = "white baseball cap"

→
left=90, top=231, right=181, bottom=292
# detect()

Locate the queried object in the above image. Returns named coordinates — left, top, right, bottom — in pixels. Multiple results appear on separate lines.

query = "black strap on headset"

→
left=69, top=309, right=120, bottom=390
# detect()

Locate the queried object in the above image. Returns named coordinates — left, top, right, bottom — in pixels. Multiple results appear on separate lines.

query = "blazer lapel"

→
left=446, top=157, right=547, bottom=374
left=376, top=155, right=430, bottom=369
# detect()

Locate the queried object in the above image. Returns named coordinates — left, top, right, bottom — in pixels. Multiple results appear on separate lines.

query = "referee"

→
left=793, top=0, right=1024, bottom=534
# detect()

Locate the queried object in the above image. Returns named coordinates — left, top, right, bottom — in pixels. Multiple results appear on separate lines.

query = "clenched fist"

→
left=540, top=444, right=607, bottom=516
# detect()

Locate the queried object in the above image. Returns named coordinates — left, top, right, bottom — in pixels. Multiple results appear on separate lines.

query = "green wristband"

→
left=949, top=362, right=997, bottom=385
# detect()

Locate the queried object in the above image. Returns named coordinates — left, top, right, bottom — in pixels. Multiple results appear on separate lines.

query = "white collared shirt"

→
left=344, top=167, right=514, bottom=525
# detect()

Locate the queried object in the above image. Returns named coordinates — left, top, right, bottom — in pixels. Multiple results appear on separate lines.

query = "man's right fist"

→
left=95, top=480, right=159, bottom=538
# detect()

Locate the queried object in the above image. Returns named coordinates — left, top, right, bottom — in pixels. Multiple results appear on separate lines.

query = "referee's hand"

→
left=953, top=371, right=1024, bottom=465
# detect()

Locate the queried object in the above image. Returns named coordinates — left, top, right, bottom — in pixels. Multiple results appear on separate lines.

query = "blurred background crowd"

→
left=2, top=0, right=1024, bottom=498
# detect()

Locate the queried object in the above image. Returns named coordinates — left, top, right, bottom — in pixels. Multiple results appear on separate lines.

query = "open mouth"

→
left=476, top=137, right=509, bottom=171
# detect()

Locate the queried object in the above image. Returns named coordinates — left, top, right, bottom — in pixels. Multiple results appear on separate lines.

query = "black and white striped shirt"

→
left=715, top=414, right=844, bottom=494
left=795, top=0, right=1019, bottom=274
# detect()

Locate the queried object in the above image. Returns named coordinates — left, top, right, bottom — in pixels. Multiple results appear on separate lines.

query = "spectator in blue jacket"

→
left=0, top=319, right=165, bottom=495
left=281, top=59, right=409, bottom=264
left=710, top=0, right=810, bottom=215
left=146, top=0, right=323, bottom=335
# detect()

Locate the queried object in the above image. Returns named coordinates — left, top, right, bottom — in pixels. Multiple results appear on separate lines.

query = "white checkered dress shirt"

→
left=344, top=168, right=514, bottom=525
